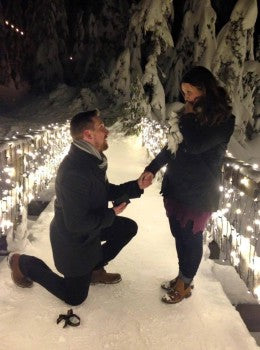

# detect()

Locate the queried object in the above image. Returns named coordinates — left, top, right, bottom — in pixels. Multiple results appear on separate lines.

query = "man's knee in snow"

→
left=65, top=291, right=89, bottom=306
left=128, top=219, right=138, bottom=237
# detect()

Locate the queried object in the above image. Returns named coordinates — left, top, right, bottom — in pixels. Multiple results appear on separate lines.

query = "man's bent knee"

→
left=65, top=293, right=88, bottom=306
left=65, top=289, right=89, bottom=306
left=127, top=219, right=138, bottom=237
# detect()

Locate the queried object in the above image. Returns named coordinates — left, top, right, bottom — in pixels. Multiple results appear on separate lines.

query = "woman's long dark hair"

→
left=181, top=66, right=232, bottom=125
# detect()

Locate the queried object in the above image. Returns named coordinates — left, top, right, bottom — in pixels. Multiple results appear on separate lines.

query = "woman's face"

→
left=181, top=83, right=204, bottom=104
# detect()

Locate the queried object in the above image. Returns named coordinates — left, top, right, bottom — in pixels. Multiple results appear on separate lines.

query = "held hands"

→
left=113, top=171, right=154, bottom=215
left=138, top=171, right=154, bottom=189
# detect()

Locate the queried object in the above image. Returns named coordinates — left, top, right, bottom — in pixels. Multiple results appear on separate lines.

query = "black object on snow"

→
left=57, top=309, right=80, bottom=328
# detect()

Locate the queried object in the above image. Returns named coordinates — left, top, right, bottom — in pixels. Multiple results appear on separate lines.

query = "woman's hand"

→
left=184, top=102, right=194, bottom=113
left=138, top=171, right=154, bottom=189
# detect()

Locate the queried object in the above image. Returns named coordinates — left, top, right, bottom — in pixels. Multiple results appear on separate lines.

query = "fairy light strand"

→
left=0, top=122, right=71, bottom=249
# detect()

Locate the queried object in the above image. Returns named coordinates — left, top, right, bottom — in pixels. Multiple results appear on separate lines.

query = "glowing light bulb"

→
left=240, top=177, right=249, bottom=187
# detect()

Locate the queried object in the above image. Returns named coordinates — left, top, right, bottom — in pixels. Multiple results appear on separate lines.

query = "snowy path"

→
left=0, top=133, right=258, bottom=350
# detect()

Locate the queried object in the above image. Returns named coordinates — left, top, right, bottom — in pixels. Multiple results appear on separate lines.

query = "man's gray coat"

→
left=50, top=143, right=143, bottom=277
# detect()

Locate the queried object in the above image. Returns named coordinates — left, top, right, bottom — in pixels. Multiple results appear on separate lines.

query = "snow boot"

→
left=161, top=277, right=194, bottom=292
left=8, top=253, right=33, bottom=288
left=161, top=278, right=192, bottom=304
left=91, top=267, right=122, bottom=284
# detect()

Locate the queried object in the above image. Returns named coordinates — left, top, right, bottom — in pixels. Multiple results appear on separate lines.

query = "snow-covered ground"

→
left=0, top=132, right=259, bottom=350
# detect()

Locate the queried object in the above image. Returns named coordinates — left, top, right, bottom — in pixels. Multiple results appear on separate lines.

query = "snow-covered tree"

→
left=106, top=0, right=174, bottom=128
left=212, top=0, right=259, bottom=141
left=2, top=0, right=25, bottom=88
left=164, top=0, right=217, bottom=103
left=23, top=0, right=68, bottom=91
left=71, top=1, right=130, bottom=86
left=0, top=1, right=12, bottom=86
left=0, top=0, right=258, bottom=140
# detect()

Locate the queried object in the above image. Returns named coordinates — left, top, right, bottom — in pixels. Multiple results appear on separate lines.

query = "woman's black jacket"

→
left=50, top=143, right=143, bottom=277
left=145, top=114, right=235, bottom=212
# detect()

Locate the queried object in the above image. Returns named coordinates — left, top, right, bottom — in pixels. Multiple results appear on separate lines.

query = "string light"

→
left=240, top=177, right=249, bottom=187
left=4, top=19, right=25, bottom=36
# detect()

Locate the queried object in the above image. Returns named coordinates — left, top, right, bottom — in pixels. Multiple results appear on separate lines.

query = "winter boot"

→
left=161, top=278, right=192, bottom=304
left=91, top=267, right=122, bottom=284
left=8, top=253, right=33, bottom=288
left=161, top=277, right=194, bottom=292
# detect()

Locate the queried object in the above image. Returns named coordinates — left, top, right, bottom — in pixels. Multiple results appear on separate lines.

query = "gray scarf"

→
left=73, top=139, right=108, bottom=173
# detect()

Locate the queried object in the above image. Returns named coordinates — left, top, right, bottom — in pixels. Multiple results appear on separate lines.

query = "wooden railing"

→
left=0, top=123, right=70, bottom=254
left=208, top=157, right=260, bottom=299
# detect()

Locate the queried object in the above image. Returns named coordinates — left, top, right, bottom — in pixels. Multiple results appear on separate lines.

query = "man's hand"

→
left=138, top=171, right=154, bottom=189
left=113, top=202, right=128, bottom=215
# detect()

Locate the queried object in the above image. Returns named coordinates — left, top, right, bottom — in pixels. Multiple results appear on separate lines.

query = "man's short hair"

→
left=70, top=109, right=100, bottom=139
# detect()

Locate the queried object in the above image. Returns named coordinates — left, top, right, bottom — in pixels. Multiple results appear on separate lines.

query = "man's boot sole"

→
left=11, top=272, right=33, bottom=288
left=161, top=282, right=194, bottom=292
left=161, top=291, right=192, bottom=304
left=90, top=277, right=122, bottom=285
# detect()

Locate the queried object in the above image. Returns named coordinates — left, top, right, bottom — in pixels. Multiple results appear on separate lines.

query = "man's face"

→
left=85, top=116, right=109, bottom=152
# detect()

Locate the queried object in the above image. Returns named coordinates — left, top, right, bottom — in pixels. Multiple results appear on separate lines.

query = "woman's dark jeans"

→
left=168, top=216, right=203, bottom=280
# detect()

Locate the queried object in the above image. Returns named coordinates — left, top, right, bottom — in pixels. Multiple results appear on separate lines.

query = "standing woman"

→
left=142, top=66, right=235, bottom=304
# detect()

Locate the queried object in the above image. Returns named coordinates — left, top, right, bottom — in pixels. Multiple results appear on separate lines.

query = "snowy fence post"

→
left=0, top=122, right=70, bottom=255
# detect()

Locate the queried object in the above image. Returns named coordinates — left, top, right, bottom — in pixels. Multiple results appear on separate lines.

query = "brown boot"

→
left=91, top=267, right=122, bottom=285
left=161, top=277, right=194, bottom=292
left=8, top=253, right=33, bottom=288
left=161, top=278, right=191, bottom=304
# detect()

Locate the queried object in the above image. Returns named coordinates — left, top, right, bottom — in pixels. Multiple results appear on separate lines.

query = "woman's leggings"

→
left=168, top=216, right=203, bottom=280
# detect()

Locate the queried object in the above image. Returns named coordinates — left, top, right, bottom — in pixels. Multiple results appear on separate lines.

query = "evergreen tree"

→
left=3, top=0, right=25, bottom=88
left=0, top=1, right=12, bottom=86
left=24, top=0, right=68, bottom=91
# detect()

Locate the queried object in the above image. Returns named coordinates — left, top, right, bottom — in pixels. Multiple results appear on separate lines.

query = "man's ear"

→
left=82, top=129, right=93, bottom=142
